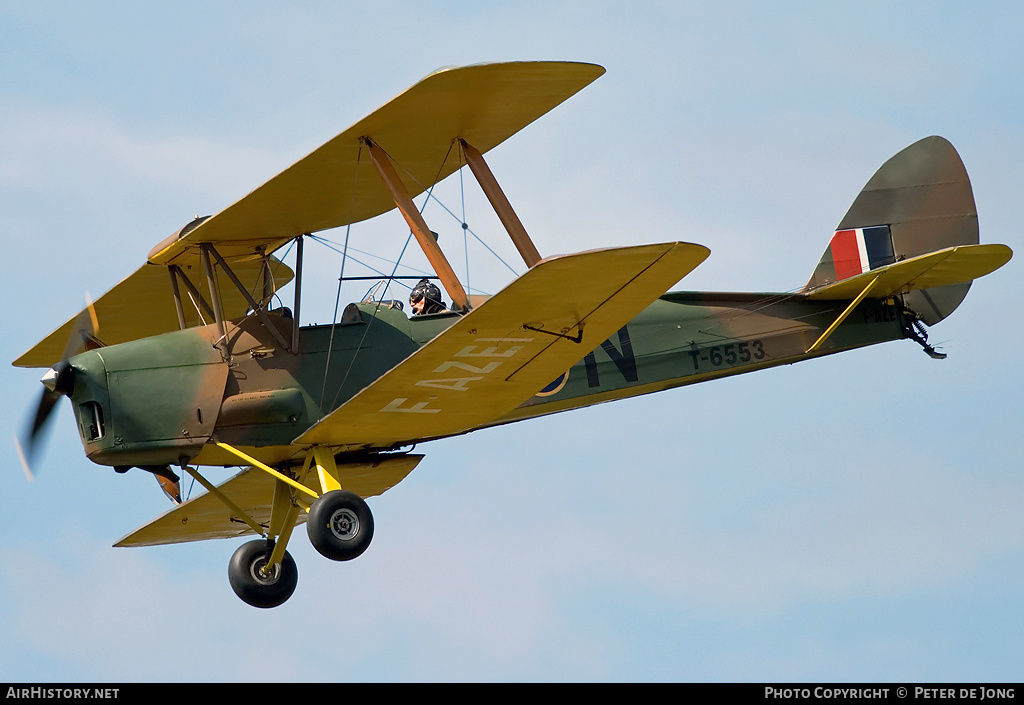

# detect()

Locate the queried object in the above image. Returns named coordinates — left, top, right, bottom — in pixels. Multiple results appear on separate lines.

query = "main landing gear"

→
left=224, top=491, right=375, bottom=609
left=209, top=444, right=378, bottom=609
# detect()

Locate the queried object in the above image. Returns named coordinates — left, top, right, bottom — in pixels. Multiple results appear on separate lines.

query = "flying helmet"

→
left=409, top=278, right=445, bottom=314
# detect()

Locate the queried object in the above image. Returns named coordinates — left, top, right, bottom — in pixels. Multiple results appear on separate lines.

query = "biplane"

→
left=14, top=62, right=1012, bottom=608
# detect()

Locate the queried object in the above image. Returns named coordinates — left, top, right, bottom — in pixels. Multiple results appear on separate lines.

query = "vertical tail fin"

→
left=803, top=136, right=979, bottom=324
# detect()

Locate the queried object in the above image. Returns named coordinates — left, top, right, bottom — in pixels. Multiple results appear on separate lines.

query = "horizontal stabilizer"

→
left=295, top=242, right=710, bottom=450
left=114, top=454, right=422, bottom=547
left=805, top=243, right=1012, bottom=301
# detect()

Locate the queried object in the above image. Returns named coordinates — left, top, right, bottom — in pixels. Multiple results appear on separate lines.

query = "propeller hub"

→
left=40, top=361, right=74, bottom=397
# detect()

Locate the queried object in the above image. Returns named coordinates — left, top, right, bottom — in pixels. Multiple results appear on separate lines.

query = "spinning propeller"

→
left=15, top=299, right=99, bottom=480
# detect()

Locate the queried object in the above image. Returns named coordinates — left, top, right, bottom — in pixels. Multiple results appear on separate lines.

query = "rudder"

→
left=803, top=136, right=979, bottom=324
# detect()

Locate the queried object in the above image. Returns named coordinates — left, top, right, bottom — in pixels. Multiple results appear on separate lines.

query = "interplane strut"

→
left=364, top=138, right=471, bottom=311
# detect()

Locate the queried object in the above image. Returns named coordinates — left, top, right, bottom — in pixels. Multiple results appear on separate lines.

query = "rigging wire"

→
left=306, top=169, right=521, bottom=292
left=264, top=238, right=296, bottom=310
left=379, top=139, right=522, bottom=284
left=325, top=139, right=453, bottom=413
left=318, top=142, right=363, bottom=417
left=312, top=139, right=534, bottom=415
left=420, top=190, right=521, bottom=279
left=186, top=289, right=207, bottom=327
left=319, top=222, right=352, bottom=413
left=307, top=236, right=434, bottom=281
left=328, top=228, right=416, bottom=414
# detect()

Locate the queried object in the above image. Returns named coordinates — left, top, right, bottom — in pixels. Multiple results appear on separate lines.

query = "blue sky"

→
left=1, top=1, right=1022, bottom=682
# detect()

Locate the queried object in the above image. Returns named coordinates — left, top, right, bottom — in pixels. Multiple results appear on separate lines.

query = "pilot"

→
left=409, top=278, right=446, bottom=315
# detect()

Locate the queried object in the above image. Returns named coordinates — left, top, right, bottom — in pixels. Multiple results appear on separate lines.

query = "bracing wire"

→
left=308, top=236, right=433, bottom=280
left=186, top=289, right=207, bottom=327
left=378, top=139, right=521, bottom=285
left=317, top=142, right=363, bottom=418
left=328, top=227, right=416, bottom=413
left=319, top=222, right=353, bottom=413
left=326, top=140, right=453, bottom=412
left=315, top=139, right=533, bottom=414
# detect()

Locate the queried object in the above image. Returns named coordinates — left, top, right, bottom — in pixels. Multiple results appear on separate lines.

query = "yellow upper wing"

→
left=295, top=242, right=710, bottom=450
left=148, top=61, right=606, bottom=266
left=16, top=62, right=603, bottom=368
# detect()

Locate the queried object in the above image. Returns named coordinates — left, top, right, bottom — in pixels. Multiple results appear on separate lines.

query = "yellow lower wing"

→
left=114, top=454, right=422, bottom=547
left=295, top=242, right=710, bottom=450
left=806, top=243, right=1012, bottom=300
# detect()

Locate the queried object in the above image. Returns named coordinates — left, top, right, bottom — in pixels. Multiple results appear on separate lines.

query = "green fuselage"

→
left=65, top=292, right=905, bottom=469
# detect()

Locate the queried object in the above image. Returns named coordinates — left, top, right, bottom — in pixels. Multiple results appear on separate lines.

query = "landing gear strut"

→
left=204, top=444, right=392, bottom=608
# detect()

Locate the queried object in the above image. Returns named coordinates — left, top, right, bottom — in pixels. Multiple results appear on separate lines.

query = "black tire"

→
left=228, top=540, right=298, bottom=608
left=307, top=490, right=374, bottom=561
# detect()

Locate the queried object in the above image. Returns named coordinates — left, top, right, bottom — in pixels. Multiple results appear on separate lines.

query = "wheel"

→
left=228, top=540, right=298, bottom=608
left=307, top=490, right=374, bottom=561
